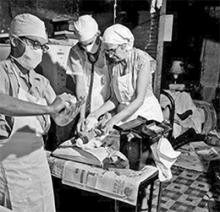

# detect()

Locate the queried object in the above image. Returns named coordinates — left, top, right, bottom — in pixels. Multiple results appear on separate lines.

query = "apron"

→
left=0, top=68, right=55, bottom=212
left=113, top=71, right=164, bottom=123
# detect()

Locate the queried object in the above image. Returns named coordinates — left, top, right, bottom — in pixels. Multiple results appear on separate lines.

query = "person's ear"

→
left=97, top=30, right=101, bottom=36
left=95, top=31, right=101, bottom=45
left=10, top=37, right=25, bottom=58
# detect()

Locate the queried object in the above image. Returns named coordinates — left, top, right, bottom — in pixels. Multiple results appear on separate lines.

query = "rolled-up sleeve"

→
left=137, top=54, right=152, bottom=85
left=66, top=46, right=84, bottom=76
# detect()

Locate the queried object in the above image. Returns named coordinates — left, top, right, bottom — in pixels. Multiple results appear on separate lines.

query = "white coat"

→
left=0, top=66, right=55, bottom=212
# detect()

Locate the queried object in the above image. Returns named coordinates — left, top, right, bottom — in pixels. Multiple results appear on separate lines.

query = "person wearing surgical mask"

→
left=0, top=13, right=79, bottom=212
left=86, top=24, right=164, bottom=133
left=67, top=15, right=110, bottom=133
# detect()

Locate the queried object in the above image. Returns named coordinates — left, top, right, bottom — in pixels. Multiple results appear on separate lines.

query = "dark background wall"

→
left=163, top=0, right=220, bottom=84
left=0, top=0, right=152, bottom=48
left=0, top=0, right=219, bottom=94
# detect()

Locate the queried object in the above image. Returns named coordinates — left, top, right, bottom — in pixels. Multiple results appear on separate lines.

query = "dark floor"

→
left=53, top=177, right=117, bottom=212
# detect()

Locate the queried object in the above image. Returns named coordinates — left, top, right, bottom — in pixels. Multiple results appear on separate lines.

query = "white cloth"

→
left=9, top=13, right=48, bottom=44
left=0, top=67, right=55, bottom=212
left=0, top=206, right=12, bottom=212
left=160, top=90, right=205, bottom=138
left=73, top=15, right=98, bottom=42
left=85, top=116, right=98, bottom=131
left=117, top=95, right=164, bottom=123
left=151, top=137, right=181, bottom=182
left=102, top=24, right=134, bottom=50
left=75, top=137, right=103, bottom=149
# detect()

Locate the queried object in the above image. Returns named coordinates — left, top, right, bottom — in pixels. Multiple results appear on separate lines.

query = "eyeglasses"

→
left=105, top=48, right=117, bottom=56
left=20, top=37, right=49, bottom=53
left=104, top=46, right=120, bottom=57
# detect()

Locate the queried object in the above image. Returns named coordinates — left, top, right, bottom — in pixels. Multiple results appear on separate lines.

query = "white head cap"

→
left=103, top=24, right=134, bottom=50
left=73, top=15, right=98, bottom=42
left=9, top=13, right=48, bottom=44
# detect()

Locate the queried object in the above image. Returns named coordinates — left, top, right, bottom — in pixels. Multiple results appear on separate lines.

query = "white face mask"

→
left=84, top=41, right=99, bottom=54
left=13, top=39, right=43, bottom=70
left=80, top=36, right=100, bottom=54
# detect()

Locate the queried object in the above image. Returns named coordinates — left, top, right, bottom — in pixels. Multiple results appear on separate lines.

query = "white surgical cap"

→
left=102, top=24, right=134, bottom=50
left=73, top=15, right=98, bottom=42
left=9, top=13, right=48, bottom=44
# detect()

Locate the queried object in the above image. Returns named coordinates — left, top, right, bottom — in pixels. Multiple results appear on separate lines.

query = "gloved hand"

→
left=48, top=96, right=67, bottom=115
left=53, top=94, right=84, bottom=126
left=85, top=115, right=98, bottom=132
left=102, top=119, right=115, bottom=134
left=99, top=113, right=112, bottom=128
left=60, top=93, right=83, bottom=109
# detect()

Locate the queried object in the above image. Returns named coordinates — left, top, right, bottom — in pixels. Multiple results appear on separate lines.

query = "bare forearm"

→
left=75, top=75, right=87, bottom=118
left=80, top=103, right=86, bottom=119
left=0, top=94, right=51, bottom=116
left=92, top=100, right=116, bottom=119
left=111, top=98, right=143, bottom=124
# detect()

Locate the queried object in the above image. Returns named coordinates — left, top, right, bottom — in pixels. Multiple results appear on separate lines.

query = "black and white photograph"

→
left=0, top=0, right=219, bottom=211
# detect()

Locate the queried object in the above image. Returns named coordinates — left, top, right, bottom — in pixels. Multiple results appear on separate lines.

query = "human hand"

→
left=102, top=119, right=116, bottom=134
left=99, top=113, right=112, bottom=128
left=48, top=96, right=66, bottom=115
left=77, top=117, right=86, bottom=132
left=53, top=94, right=84, bottom=126
left=58, top=93, right=77, bottom=107
left=85, top=115, right=98, bottom=132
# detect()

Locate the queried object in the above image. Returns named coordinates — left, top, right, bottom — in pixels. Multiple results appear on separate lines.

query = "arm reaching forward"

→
left=0, top=94, right=66, bottom=116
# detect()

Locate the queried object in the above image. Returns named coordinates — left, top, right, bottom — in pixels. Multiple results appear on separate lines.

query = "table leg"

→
left=147, top=181, right=155, bottom=212
left=156, top=182, right=163, bottom=212
left=114, top=200, right=120, bottom=212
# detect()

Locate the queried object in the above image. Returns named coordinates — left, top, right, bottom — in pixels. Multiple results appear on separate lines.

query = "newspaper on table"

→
left=61, top=160, right=158, bottom=206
